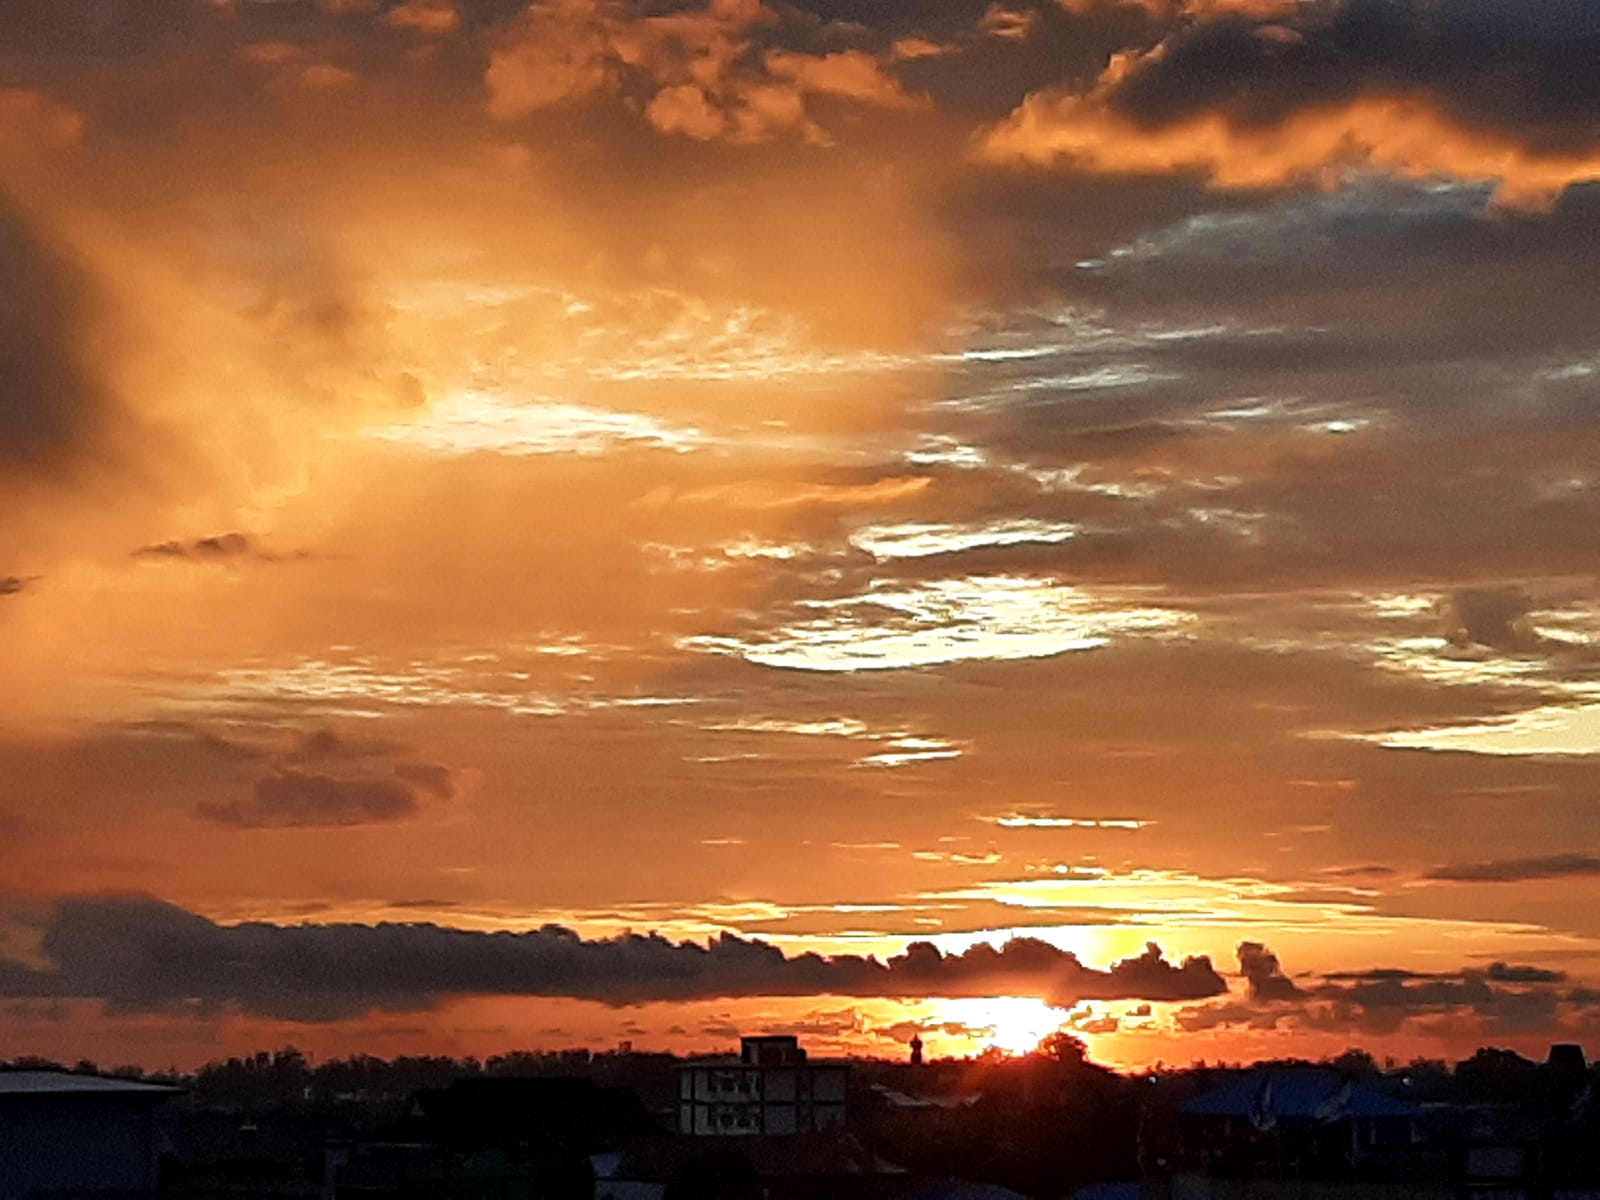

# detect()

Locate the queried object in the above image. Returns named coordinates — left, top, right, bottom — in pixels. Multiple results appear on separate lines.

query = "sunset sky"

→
left=4, top=0, right=1600, bottom=1071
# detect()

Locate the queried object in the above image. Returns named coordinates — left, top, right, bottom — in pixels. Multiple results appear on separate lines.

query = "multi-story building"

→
left=677, top=1035, right=847, bottom=1137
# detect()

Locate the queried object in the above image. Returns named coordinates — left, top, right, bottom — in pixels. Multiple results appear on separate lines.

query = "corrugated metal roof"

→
left=1263, top=1070, right=1348, bottom=1120
left=1184, top=1073, right=1272, bottom=1118
left=0, top=1071, right=181, bottom=1095
left=1184, top=1069, right=1417, bottom=1124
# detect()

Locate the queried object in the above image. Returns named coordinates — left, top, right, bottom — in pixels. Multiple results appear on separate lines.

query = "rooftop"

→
left=1184, top=1068, right=1416, bottom=1123
left=0, top=1070, right=182, bottom=1096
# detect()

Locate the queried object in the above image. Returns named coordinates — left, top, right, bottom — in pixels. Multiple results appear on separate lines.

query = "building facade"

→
left=0, top=1071, right=179, bottom=1200
left=677, top=1036, right=848, bottom=1136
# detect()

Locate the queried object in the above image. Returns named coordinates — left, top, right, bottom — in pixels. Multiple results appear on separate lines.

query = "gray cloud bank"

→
left=194, top=768, right=447, bottom=829
left=0, top=896, right=1223, bottom=1020
left=1178, top=942, right=1598, bottom=1040
left=1423, top=854, right=1600, bottom=884
left=1100, top=0, right=1600, bottom=151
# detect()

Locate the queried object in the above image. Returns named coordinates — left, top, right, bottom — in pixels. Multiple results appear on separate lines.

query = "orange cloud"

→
left=646, top=84, right=728, bottom=141
left=979, top=81, right=1600, bottom=209
left=762, top=49, right=928, bottom=112
left=486, top=0, right=922, bottom=143
left=484, top=0, right=616, bottom=117
left=383, top=0, right=460, bottom=36
left=979, top=4, right=1036, bottom=41
left=300, top=63, right=358, bottom=90
left=891, top=36, right=955, bottom=62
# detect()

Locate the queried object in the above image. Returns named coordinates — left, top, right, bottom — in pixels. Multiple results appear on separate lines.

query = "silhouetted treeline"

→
left=4, top=1045, right=683, bottom=1113
left=3, top=1039, right=1591, bottom=1113
left=9, top=1039, right=1600, bottom=1199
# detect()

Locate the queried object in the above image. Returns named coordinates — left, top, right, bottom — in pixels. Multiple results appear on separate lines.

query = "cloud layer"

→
left=980, top=0, right=1600, bottom=206
left=3, top=0, right=1600, bottom=1068
left=1177, top=943, right=1600, bottom=1042
left=0, top=896, right=1223, bottom=1019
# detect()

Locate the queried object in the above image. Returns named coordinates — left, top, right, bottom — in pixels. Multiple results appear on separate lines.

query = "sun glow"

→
left=935, top=995, right=1075, bottom=1056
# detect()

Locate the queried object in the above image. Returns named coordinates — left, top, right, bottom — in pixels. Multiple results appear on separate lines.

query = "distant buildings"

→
left=0, top=1070, right=179, bottom=1200
left=1181, top=1066, right=1423, bottom=1176
left=325, top=1075, right=657, bottom=1198
left=1169, top=1049, right=1600, bottom=1190
left=677, top=1035, right=848, bottom=1136
left=324, top=1036, right=871, bottom=1199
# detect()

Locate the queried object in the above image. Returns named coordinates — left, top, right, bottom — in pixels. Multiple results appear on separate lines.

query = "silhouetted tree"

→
left=1328, top=1049, right=1380, bottom=1078
left=1038, top=1032, right=1088, bottom=1067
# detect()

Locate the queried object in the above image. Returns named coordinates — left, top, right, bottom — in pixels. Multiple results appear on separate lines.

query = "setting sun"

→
left=935, top=997, right=1077, bottom=1058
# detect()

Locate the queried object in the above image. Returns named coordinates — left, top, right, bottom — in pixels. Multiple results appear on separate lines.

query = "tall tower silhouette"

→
left=909, top=1034, right=924, bottom=1067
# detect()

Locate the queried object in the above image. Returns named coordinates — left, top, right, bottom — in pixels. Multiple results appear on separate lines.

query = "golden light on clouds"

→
left=981, top=89, right=1600, bottom=209
left=4, top=0, right=1600, bottom=1070
left=692, top=577, right=1191, bottom=672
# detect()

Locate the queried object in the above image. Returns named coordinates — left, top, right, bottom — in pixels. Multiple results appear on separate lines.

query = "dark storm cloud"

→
left=1179, top=943, right=1590, bottom=1038
left=136, top=533, right=255, bottom=560
left=1237, top=940, right=1303, bottom=1002
left=1423, top=854, right=1600, bottom=884
left=979, top=1, right=1600, bottom=209
left=1105, top=0, right=1600, bottom=151
left=0, top=206, right=122, bottom=480
left=193, top=764, right=457, bottom=828
left=1485, top=963, right=1569, bottom=985
left=1321, top=963, right=1569, bottom=986
left=1308, top=974, right=1564, bottom=1036
left=0, top=896, right=1225, bottom=1019
left=912, top=937, right=1227, bottom=1004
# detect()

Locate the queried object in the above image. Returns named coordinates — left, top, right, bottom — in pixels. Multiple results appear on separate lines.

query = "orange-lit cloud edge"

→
left=3, top=0, right=1600, bottom=1070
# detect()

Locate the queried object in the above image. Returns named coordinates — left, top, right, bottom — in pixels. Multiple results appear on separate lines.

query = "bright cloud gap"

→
left=368, top=392, right=706, bottom=457
left=849, top=519, right=1080, bottom=562
left=684, top=577, right=1190, bottom=673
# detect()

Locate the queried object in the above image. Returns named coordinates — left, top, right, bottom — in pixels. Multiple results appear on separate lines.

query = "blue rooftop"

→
left=1184, top=1069, right=1417, bottom=1125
